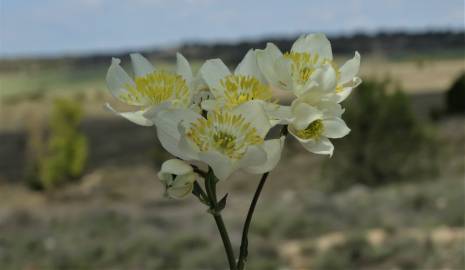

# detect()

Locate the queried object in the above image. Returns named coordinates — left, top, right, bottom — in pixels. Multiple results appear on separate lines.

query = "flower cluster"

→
left=105, top=33, right=361, bottom=198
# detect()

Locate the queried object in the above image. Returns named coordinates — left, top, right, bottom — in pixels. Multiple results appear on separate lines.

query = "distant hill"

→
left=0, top=30, right=463, bottom=70
left=179, top=30, right=465, bottom=64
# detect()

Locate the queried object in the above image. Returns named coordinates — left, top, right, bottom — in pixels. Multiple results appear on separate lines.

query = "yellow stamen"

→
left=295, top=119, right=324, bottom=140
left=220, top=75, right=273, bottom=108
left=186, top=111, right=263, bottom=159
left=284, top=52, right=320, bottom=84
left=120, top=70, right=189, bottom=106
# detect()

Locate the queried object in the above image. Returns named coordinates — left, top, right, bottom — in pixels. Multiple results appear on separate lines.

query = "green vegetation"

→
left=446, top=72, right=465, bottom=114
left=27, top=99, right=88, bottom=189
left=323, top=79, right=438, bottom=191
left=0, top=176, right=462, bottom=269
left=0, top=64, right=107, bottom=102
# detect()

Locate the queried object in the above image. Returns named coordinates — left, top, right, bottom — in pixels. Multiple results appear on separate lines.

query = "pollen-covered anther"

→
left=120, top=70, right=189, bottom=106
left=220, top=75, right=273, bottom=108
left=186, top=111, right=264, bottom=159
left=284, top=52, right=320, bottom=84
left=295, top=119, right=324, bottom=140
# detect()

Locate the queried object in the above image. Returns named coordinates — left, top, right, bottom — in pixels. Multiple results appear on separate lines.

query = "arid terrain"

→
left=0, top=52, right=464, bottom=269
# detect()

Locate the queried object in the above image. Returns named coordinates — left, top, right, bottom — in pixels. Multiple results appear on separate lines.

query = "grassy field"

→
left=0, top=54, right=463, bottom=269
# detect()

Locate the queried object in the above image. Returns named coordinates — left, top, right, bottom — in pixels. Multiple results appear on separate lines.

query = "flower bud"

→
left=157, top=159, right=199, bottom=199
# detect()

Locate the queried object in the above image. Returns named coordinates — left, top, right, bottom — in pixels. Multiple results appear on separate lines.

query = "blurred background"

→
left=0, top=0, right=464, bottom=269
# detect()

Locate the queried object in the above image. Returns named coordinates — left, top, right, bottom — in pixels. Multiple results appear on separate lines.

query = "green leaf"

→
left=217, top=193, right=228, bottom=212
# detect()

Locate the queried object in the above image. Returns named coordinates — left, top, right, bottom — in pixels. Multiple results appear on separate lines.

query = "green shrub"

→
left=30, top=99, right=88, bottom=189
left=446, top=73, right=465, bottom=114
left=323, top=79, right=438, bottom=191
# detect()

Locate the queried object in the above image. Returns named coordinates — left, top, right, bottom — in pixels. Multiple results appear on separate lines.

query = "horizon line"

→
left=1, top=26, right=463, bottom=60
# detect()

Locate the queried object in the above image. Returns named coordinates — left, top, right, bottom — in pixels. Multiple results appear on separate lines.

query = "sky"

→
left=0, top=0, right=464, bottom=57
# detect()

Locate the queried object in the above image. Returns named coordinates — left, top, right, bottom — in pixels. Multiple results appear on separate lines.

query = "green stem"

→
left=213, top=214, right=237, bottom=270
left=205, top=169, right=237, bottom=270
left=237, top=172, right=269, bottom=270
left=237, top=125, right=288, bottom=269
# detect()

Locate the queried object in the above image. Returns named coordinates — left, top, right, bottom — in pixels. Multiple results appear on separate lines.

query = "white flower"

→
left=287, top=98, right=350, bottom=156
left=152, top=101, right=284, bottom=180
left=257, top=33, right=361, bottom=100
left=105, top=53, right=194, bottom=126
left=200, top=50, right=269, bottom=110
left=157, top=159, right=199, bottom=199
left=200, top=49, right=291, bottom=126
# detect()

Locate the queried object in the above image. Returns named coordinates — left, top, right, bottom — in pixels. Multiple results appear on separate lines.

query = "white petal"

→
left=106, top=58, right=140, bottom=106
left=288, top=125, right=305, bottom=142
left=199, top=58, right=231, bottom=97
left=319, top=101, right=344, bottom=117
left=339, top=52, right=361, bottom=84
left=142, top=101, right=172, bottom=121
left=291, top=33, right=333, bottom=61
left=322, top=118, right=350, bottom=138
left=352, top=77, right=362, bottom=88
left=256, top=43, right=284, bottom=88
left=334, top=87, right=353, bottom=103
left=264, top=103, right=293, bottom=126
left=238, top=145, right=267, bottom=168
left=201, top=99, right=220, bottom=111
left=334, top=76, right=362, bottom=103
left=233, top=101, right=271, bottom=137
left=235, top=49, right=265, bottom=83
left=154, top=108, right=201, bottom=159
left=167, top=180, right=194, bottom=199
left=176, top=53, right=193, bottom=86
left=130, top=53, right=155, bottom=77
left=192, top=74, right=208, bottom=94
left=177, top=124, right=202, bottom=160
left=300, top=137, right=334, bottom=156
left=295, top=87, right=325, bottom=103
left=291, top=102, right=323, bottom=130
left=198, top=151, right=235, bottom=181
left=155, top=120, right=183, bottom=158
left=311, top=65, right=337, bottom=92
left=273, top=57, right=293, bottom=90
left=160, top=159, right=193, bottom=175
left=245, top=137, right=285, bottom=174
left=104, top=103, right=153, bottom=126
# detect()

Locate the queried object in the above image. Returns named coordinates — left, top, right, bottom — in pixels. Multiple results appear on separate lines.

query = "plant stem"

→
left=205, top=169, right=237, bottom=270
left=237, top=172, right=269, bottom=270
left=237, top=125, right=288, bottom=269
left=213, top=213, right=237, bottom=270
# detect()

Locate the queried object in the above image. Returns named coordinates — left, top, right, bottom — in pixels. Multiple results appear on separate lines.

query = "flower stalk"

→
left=237, top=171, right=269, bottom=269
left=237, top=125, right=288, bottom=269
left=205, top=168, right=237, bottom=270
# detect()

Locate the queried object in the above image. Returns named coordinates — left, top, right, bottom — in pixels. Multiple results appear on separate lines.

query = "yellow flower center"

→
left=295, top=119, right=324, bottom=140
left=284, top=52, right=320, bottom=84
left=186, top=111, right=264, bottom=159
left=120, top=70, right=190, bottom=106
left=220, top=75, right=273, bottom=108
